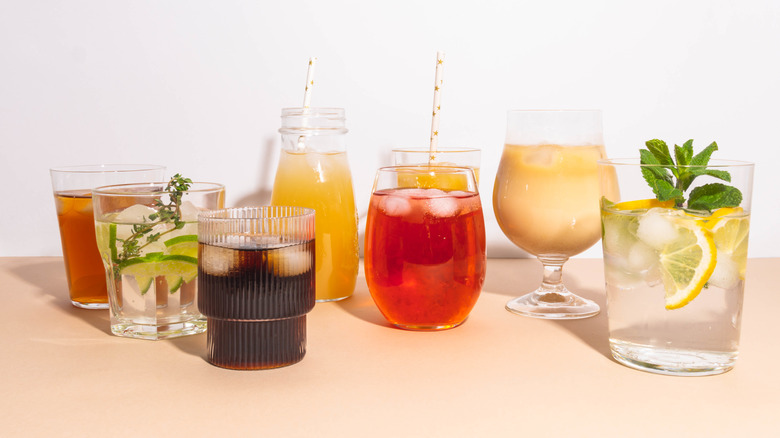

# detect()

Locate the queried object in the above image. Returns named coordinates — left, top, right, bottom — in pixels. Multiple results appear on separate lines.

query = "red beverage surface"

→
left=364, top=188, right=486, bottom=329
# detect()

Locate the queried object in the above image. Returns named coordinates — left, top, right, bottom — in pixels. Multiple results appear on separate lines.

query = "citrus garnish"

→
left=649, top=211, right=717, bottom=309
left=119, top=253, right=198, bottom=294
left=164, top=234, right=198, bottom=258
left=709, top=214, right=749, bottom=277
left=613, top=198, right=675, bottom=211
left=396, top=165, right=471, bottom=191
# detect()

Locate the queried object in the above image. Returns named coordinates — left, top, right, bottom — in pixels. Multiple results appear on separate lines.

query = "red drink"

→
left=365, top=188, right=487, bottom=330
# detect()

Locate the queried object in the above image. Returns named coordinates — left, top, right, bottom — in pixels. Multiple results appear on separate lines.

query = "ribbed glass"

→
left=198, top=206, right=315, bottom=370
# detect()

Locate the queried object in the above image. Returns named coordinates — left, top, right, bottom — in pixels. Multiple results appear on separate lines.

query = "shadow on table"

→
left=169, top=332, right=208, bottom=362
left=335, top=277, right=395, bottom=329
left=483, top=260, right=614, bottom=361
left=9, top=259, right=111, bottom=336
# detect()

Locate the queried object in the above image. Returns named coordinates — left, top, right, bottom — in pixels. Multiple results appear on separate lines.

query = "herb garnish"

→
left=639, top=139, right=742, bottom=212
left=114, top=174, right=193, bottom=266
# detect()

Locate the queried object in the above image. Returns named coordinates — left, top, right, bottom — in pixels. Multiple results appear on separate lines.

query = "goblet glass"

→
left=493, top=110, right=611, bottom=319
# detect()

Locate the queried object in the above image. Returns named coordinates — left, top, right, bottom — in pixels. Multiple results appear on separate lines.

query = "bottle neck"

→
left=280, top=108, right=347, bottom=153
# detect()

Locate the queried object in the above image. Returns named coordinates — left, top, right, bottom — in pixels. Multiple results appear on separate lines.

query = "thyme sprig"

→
left=114, top=174, right=193, bottom=266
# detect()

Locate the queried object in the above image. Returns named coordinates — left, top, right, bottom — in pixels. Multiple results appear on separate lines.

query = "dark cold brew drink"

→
left=197, top=207, right=316, bottom=370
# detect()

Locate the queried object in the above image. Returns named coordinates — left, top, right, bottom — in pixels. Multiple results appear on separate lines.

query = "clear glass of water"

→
left=598, top=158, right=754, bottom=375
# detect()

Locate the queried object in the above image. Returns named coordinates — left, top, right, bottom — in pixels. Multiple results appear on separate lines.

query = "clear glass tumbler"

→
left=92, top=181, right=225, bottom=339
left=198, top=206, right=316, bottom=370
left=364, top=165, right=486, bottom=330
left=50, top=164, right=165, bottom=309
left=598, top=158, right=754, bottom=375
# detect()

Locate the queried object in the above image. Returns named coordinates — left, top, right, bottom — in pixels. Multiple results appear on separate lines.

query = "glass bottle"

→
left=270, top=108, right=359, bottom=302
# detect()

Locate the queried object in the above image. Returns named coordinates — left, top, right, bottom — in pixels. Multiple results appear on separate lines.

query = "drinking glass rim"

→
left=93, top=181, right=224, bottom=195
left=377, top=164, right=477, bottom=173
left=506, top=109, right=601, bottom=114
left=392, top=147, right=481, bottom=153
left=598, top=158, right=754, bottom=168
left=199, top=206, right=316, bottom=221
left=50, top=164, right=165, bottom=174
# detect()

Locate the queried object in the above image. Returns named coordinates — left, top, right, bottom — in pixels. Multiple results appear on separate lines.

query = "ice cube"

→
left=627, top=241, right=658, bottom=273
left=708, top=254, right=739, bottom=289
left=383, top=194, right=412, bottom=217
left=115, top=204, right=157, bottom=223
left=523, top=145, right=557, bottom=167
left=426, top=196, right=459, bottom=218
left=267, top=245, right=313, bottom=277
left=200, top=244, right=234, bottom=276
left=426, top=188, right=447, bottom=197
left=179, top=201, right=201, bottom=222
left=636, top=209, right=679, bottom=250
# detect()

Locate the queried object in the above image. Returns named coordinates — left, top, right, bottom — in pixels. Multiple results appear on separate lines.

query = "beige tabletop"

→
left=1, top=257, right=778, bottom=437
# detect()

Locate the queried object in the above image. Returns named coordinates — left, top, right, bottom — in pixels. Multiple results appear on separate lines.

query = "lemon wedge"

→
left=613, top=198, right=675, bottom=211
left=653, top=211, right=717, bottom=309
left=708, top=212, right=749, bottom=279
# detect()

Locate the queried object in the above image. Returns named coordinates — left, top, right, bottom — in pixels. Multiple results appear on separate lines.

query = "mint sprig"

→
left=639, top=139, right=742, bottom=212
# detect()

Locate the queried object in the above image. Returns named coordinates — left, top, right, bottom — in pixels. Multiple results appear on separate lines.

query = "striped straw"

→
left=429, top=51, right=445, bottom=161
left=302, top=57, right=317, bottom=108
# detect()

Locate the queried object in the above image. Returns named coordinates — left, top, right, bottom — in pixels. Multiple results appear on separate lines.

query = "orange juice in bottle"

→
left=271, top=108, right=358, bottom=301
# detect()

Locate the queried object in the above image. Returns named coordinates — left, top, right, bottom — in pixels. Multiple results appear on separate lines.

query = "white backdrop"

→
left=1, top=0, right=778, bottom=258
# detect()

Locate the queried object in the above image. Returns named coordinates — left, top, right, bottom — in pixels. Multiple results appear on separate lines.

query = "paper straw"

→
left=428, top=51, right=445, bottom=161
left=302, top=57, right=317, bottom=109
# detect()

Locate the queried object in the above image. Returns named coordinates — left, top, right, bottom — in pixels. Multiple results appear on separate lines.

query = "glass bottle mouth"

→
left=280, top=107, right=348, bottom=134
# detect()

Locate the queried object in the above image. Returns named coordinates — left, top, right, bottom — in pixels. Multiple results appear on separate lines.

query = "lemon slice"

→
left=613, top=199, right=675, bottom=211
left=709, top=214, right=749, bottom=277
left=119, top=253, right=198, bottom=295
left=654, top=212, right=717, bottom=309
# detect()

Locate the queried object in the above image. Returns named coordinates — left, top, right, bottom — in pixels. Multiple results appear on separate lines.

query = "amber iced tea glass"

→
left=50, top=164, right=165, bottom=309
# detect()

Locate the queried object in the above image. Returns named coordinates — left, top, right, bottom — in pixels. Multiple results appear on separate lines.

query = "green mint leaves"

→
left=639, top=139, right=742, bottom=212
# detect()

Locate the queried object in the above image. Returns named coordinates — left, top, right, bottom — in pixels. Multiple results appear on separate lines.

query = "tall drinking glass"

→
left=599, top=159, right=753, bottom=375
left=392, top=147, right=481, bottom=183
left=493, top=110, right=612, bottom=319
left=365, top=165, right=486, bottom=330
left=50, top=164, right=165, bottom=309
left=93, top=181, right=225, bottom=339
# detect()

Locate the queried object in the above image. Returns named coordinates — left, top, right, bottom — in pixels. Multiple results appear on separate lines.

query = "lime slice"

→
left=119, top=253, right=198, bottom=295
left=164, top=234, right=199, bottom=258
left=166, top=275, right=184, bottom=293
left=647, top=210, right=717, bottom=309
left=136, top=276, right=154, bottom=294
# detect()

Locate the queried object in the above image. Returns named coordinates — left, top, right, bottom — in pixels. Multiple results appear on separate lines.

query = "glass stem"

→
left=537, top=256, right=569, bottom=296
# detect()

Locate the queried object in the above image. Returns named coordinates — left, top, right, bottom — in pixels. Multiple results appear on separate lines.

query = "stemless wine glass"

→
left=493, top=110, right=611, bottom=319
left=365, top=165, right=486, bottom=330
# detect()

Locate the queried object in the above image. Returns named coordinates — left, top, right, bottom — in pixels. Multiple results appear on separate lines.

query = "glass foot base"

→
left=610, top=340, right=736, bottom=376
left=316, top=295, right=351, bottom=303
left=111, top=319, right=206, bottom=340
left=72, top=300, right=109, bottom=310
left=505, top=290, right=599, bottom=320
left=392, top=319, right=467, bottom=331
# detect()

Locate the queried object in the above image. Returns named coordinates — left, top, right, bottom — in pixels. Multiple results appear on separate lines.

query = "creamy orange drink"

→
left=494, top=144, right=611, bottom=257
left=271, top=149, right=359, bottom=302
